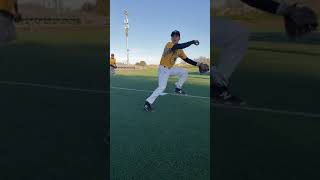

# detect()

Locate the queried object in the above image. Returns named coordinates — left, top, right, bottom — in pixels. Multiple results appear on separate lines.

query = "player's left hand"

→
left=193, top=40, right=200, bottom=46
left=282, top=4, right=318, bottom=39
left=198, top=63, right=209, bottom=74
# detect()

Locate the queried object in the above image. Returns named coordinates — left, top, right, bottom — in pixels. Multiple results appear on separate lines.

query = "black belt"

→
left=0, top=10, right=14, bottom=20
left=161, top=65, right=171, bottom=69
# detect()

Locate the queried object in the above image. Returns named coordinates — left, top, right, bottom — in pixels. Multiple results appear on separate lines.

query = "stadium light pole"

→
left=124, top=10, right=129, bottom=65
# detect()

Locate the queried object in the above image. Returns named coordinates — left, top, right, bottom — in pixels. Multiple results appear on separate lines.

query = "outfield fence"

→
left=116, top=64, right=146, bottom=70
left=16, top=16, right=107, bottom=31
left=18, top=17, right=82, bottom=25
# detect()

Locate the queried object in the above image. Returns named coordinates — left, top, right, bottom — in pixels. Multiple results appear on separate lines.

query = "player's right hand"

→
left=193, top=40, right=200, bottom=46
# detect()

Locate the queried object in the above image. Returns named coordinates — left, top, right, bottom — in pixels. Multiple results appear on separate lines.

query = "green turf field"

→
left=0, top=30, right=109, bottom=180
left=110, top=68, right=210, bottom=179
left=212, top=17, right=320, bottom=180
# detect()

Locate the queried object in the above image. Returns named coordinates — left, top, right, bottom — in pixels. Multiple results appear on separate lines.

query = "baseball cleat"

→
left=144, top=101, right=153, bottom=112
left=174, top=88, right=186, bottom=95
left=212, top=85, right=246, bottom=106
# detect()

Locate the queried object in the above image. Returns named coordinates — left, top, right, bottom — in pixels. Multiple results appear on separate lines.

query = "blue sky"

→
left=111, top=0, right=210, bottom=64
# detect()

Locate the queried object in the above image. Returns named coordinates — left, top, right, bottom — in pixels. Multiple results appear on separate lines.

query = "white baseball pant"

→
left=146, top=65, right=188, bottom=104
left=110, top=66, right=115, bottom=75
left=211, top=17, right=250, bottom=86
left=0, top=14, right=16, bottom=46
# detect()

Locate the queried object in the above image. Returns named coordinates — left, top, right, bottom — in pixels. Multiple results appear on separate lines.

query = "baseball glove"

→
left=198, top=63, right=209, bottom=74
left=283, top=4, right=318, bottom=39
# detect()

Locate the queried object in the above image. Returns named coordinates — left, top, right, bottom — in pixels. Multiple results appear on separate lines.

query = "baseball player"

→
left=144, top=30, right=209, bottom=112
left=110, top=53, right=117, bottom=75
left=212, top=0, right=318, bottom=105
left=0, top=0, right=21, bottom=45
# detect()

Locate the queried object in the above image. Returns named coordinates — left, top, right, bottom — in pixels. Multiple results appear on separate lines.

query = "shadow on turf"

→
left=0, top=43, right=108, bottom=90
left=0, top=42, right=110, bottom=180
left=212, top=110, right=320, bottom=180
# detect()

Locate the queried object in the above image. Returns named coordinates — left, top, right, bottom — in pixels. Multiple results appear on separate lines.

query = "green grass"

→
left=0, top=30, right=108, bottom=180
left=110, top=68, right=210, bottom=180
left=212, top=18, right=320, bottom=180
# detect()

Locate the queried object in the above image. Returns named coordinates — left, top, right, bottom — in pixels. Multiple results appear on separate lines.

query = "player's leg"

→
left=0, top=15, right=10, bottom=45
left=144, top=66, right=170, bottom=111
left=110, top=66, right=115, bottom=75
left=211, top=17, right=250, bottom=105
left=0, top=15, right=16, bottom=45
left=170, top=67, right=188, bottom=95
left=6, top=18, right=16, bottom=42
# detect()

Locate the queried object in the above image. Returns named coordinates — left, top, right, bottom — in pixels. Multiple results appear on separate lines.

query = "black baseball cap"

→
left=171, top=30, right=180, bottom=37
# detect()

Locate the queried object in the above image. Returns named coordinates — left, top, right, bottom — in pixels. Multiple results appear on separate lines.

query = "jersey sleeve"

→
left=166, top=42, right=174, bottom=49
left=178, top=50, right=187, bottom=59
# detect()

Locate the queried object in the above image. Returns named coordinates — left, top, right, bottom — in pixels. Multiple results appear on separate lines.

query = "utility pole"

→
left=124, top=10, right=129, bottom=65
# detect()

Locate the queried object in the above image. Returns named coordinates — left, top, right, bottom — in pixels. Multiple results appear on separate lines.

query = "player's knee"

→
left=182, top=69, right=188, bottom=78
left=157, top=85, right=166, bottom=92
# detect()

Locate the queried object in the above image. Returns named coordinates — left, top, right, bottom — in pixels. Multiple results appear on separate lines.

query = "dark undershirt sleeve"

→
left=240, top=0, right=280, bottom=14
left=183, top=58, right=198, bottom=66
left=171, top=41, right=194, bottom=51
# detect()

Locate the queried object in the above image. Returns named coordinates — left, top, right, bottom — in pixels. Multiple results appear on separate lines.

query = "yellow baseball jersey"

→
left=110, top=57, right=116, bottom=66
left=160, top=42, right=187, bottom=68
left=0, top=0, right=16, bottom=13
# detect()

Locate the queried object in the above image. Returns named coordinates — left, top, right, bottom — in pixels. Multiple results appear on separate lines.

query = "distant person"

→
left=0, top=0, right=22, bottom=45
left=212, top=0, right=318, bottom=105
left=144, top=30, right=209, bottom=112
left=110, top=53, right=117, bottom=75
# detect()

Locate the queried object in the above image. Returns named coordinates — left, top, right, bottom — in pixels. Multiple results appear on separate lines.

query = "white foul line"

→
left=112, top=86, right=320, bottom=119
left=0, top=81, right=108, bottom=95
left=1, top=80, right=319, bottom=118
left=111, top=86, right=210, bottom=99
left=213, top=104, right=320, bottom=119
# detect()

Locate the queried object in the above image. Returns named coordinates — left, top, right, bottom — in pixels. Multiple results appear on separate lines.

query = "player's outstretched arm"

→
left=182, top=58, right=209, bottom=73
left=241, top=0, right=313, bottom=16
left=240, top=0, right=280, bottom=14
left=241, top=0, right=318, bottom=39
left=183, top=57, right=198, bottom=66
left=171, top=40, right=199, bottom=51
